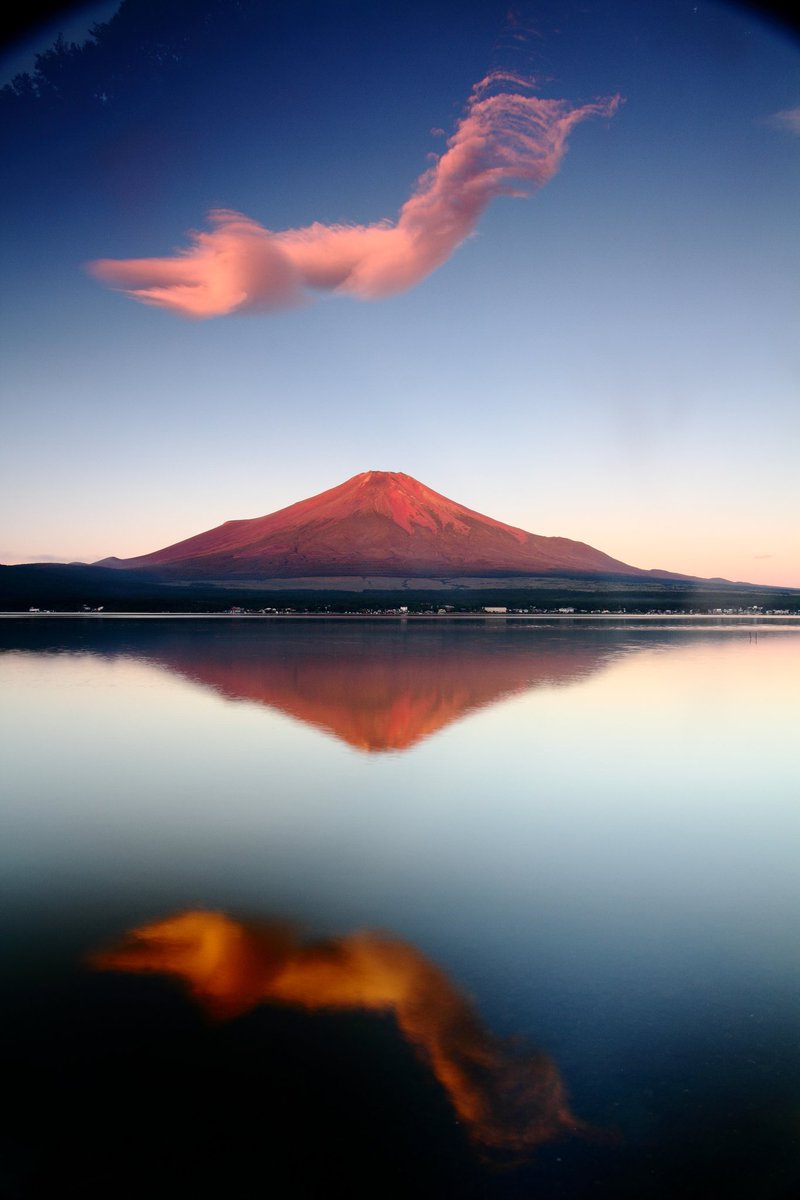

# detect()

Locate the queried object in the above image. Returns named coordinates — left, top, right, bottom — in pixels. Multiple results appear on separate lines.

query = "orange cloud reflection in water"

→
left=91, top=910, right=581, bottom=1154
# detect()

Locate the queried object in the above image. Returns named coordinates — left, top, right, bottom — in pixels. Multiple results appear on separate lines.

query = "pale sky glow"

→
left=1, top=1, right=798, bottom=587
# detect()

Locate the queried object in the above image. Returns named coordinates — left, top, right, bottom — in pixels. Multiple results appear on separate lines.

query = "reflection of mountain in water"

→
left=91, top=909, right=581, bottom=1155
left=147, top=624, right=622, bottom=751
left=0, top=621, right=625, bottom=752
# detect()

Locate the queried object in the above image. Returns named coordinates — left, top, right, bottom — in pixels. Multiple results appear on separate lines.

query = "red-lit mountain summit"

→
left=101, top=471, right=685, bottom=581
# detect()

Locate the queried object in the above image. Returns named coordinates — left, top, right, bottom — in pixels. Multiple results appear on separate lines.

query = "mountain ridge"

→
left=98, top=470, right=696, bottom=581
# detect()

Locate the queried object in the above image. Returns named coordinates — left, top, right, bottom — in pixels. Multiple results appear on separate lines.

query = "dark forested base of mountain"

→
left=2, top=563, right=798, bottom=614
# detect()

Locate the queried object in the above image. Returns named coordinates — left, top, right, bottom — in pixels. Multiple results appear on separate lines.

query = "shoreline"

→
left=2, top=611, right=799, bottom=625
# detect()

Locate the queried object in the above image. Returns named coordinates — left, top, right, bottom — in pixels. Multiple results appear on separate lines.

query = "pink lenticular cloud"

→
left=88, top=75, right=622, bottom=318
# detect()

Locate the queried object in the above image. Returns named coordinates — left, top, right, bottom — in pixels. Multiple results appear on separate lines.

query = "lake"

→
left=1, top=616, right=798, bottom=1198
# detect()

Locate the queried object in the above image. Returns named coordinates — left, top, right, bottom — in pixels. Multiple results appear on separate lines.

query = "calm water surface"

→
left=1, top=618, right=799, bottom=1198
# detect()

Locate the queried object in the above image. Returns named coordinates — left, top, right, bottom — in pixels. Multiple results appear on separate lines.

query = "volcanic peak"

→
left=321, top=471, right=520, bottom=539
left=100, top=469, right=691, bottom=581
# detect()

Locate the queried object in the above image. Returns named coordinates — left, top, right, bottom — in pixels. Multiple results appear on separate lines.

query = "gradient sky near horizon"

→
left=1, top=0, right=798, bottom=586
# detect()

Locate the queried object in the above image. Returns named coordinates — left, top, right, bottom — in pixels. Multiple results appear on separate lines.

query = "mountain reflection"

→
left=91, top=910, right=580, bottom=1154
left=0, top=620, right=624, bottom=751
left=139, top=624, right=619, bottom=751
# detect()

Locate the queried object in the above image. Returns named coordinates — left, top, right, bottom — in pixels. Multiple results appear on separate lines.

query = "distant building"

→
left=483, top=606, right=507, bottom=614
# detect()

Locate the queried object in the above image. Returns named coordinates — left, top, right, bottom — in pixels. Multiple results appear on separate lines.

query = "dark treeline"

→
left=4, top=1, right=253, bottom=111
left=2, top=563, right=798, bottom=614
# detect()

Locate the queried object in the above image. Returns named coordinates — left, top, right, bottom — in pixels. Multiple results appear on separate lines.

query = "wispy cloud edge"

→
left=88, top=72, right=622, bottom=319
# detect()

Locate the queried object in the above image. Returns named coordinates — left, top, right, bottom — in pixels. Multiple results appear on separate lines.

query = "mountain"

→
left=99, top=470, right=689, bottom=581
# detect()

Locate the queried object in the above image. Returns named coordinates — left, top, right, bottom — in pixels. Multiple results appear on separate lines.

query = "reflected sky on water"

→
left=1, top=619, right=799, bottom=1197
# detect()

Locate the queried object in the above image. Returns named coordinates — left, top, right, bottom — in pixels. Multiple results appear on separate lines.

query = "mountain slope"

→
left=100, top=470, right=689, bottom=580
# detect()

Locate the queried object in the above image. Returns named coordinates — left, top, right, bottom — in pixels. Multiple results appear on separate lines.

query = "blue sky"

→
left=1, top=1, right=798, bottom=584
